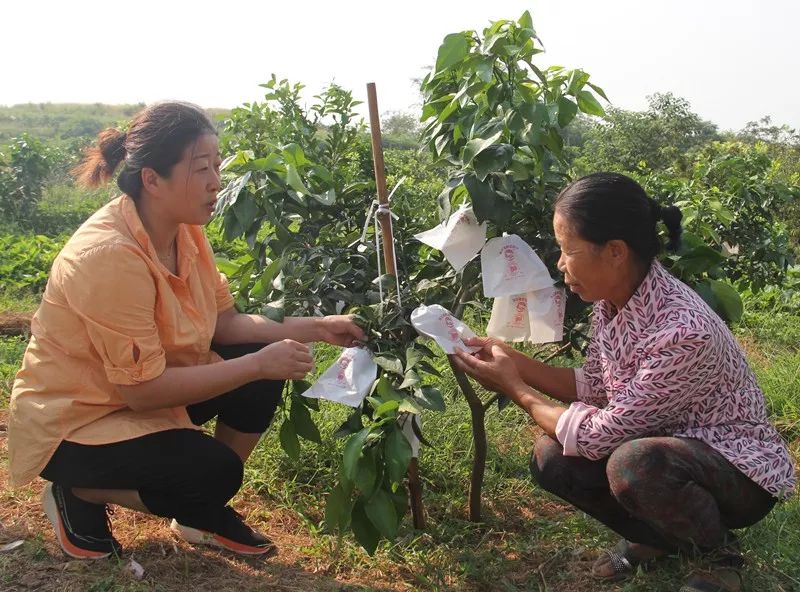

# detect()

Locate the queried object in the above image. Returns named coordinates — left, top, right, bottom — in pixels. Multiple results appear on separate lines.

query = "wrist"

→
left=241, top=351, right=263, bottom=382
left=510, top=383, right=538, bottom=409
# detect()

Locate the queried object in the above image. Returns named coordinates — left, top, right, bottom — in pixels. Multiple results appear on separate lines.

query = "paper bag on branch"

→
left=299, top=347, right=377, bottom=408
left=481, top=234, right=554, bottom=297
left=410, top=304, right=481, bottom=354
left=486, top=293, right=532, bottom=342
left=527, top=286, right=566, bottom=344
left=487, top=287, right=567, bottom=344
left=413, top=204, right=487, bottom=272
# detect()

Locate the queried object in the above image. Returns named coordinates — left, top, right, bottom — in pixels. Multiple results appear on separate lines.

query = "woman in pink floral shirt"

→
left=454, top=173, right=796, bottom=592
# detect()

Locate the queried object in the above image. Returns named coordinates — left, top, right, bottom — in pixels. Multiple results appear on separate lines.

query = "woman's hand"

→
left=451, top=343, right=527, bottom=397
left=251, top=340, right=315, bottom=380
left=315, top=315, right=367, bottom=347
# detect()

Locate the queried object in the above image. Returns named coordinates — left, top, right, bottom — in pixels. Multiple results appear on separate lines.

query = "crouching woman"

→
left=453, top=173, right=796, bottom=592
left=8, top=102, right=365, bottom=560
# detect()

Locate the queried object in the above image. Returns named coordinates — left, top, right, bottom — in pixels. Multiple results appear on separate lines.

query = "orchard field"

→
left=1, top=14, right=799, bottom=592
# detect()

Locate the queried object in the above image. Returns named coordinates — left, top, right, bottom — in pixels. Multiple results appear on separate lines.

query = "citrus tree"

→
left=217, top=78, right=445, bottom=554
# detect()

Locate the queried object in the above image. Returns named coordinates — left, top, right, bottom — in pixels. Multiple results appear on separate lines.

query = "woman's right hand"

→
left=461, top=336, right=514, bottom=356
left=251, top=339, right=315, bottom=380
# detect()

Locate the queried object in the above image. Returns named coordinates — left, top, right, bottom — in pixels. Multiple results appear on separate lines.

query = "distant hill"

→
left=0, top=103, right=231, bottom=143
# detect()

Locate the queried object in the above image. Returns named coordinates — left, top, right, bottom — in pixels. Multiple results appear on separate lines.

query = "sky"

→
left=4, top=0, right=799, bottom=132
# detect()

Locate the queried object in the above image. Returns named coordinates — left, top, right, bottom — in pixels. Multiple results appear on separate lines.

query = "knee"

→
left=607, top=439, right=668, bottom=508
left=194, top=442, right=244, bottom=507
left=529, top=435, right=568, bottom=493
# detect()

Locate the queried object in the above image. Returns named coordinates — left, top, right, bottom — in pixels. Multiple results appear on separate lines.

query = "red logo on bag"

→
left=455, top=211, right=472, bottom=226
left=501, top=245, right=521, bottom=278
left=336, top=352, right=354, bottom=385
left=552, top=289, right=564, bottom=321
left=440, top=312, right=460, bottom=342
left=511, top=295, right=527, bottom=326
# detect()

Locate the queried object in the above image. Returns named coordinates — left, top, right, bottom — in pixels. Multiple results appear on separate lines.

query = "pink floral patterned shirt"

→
left=555, top=261, right=796, bottom=498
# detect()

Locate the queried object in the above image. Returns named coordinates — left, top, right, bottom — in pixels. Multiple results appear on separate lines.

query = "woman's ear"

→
left=605, top=239, right=631, bottom=267
left=140, top=167, right=161, bottom=195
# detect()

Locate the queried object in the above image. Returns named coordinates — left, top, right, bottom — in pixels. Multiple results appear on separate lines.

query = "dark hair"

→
left=72, top=101, right=217, bottom=200
left=555, top=172, right=682, bottom=262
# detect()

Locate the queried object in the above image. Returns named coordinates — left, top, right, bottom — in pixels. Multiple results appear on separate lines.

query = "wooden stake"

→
left=366, top=82, right=426, bottom=530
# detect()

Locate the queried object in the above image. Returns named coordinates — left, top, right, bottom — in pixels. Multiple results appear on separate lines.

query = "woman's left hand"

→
left=316, top=315, right=367, bottom=347
left=452, top=344, right=527, bottom=397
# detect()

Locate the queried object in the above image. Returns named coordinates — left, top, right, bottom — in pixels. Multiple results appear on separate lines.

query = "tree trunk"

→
left=449, top=359, right=486, bottom=522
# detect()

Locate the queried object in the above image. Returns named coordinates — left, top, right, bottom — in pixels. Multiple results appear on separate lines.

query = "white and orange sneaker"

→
left=170, top=507, right=276, bottom=557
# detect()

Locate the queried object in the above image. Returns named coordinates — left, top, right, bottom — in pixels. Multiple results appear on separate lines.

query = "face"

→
left=553, top=210, right=623, bottom=303
left=149, top=133, right=222, bottom=225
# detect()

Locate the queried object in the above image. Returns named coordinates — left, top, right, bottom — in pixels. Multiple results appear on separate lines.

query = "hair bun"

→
left=650, top=198, right=663, bottom=221
left=98, top=128, right=126, bottom=167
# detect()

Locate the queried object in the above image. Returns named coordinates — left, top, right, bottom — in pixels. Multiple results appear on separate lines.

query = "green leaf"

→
left=324, top=483, right=352, bottom=532
left=257, top=257, right=283, bottom=293
left=246, top=153, right=283, bottom=171
left=334, top=409, right=363, bottom=438
left=709, top=279, right=743, bottom=322
left=290, top=399, right=321, bottom=443
left=354, top=447, right=378, bottom=495
left=398, top=370, right=421, bottom=390
left=281, top=143, right=309, bottom=167
left=285, top=164, right=310, bottom=196
left=374, top=354, right=403, bottom=376
left=405, top=346, right=423, bottom=371
left=351, top=498, right=380, bottom=555
left=436, top=33, right=469, bottom=72
left=279, top=419, right=301, bottom=461
left=374, top=399, right=400, bottom=417
left=398, top=398, right=424, bottom=414
left=557, top=97, right=578, bottom=127
left=473, top=144, right=514, bottom=181
left=462, top=130, right=503, bottom=165
left=518, top=10, right=534, bottom=31
left=261, top=303, right=285, bottom=322
left=576, top=90, right=605, bottom=116
left=385, top=427, right=412, bottom=485
left=365, top=489, right=399, bottom=540
left=313, top=188, right=336, bottom=206
left=474, top=56, right=494, bottom=83
left=343, top=427, right=371, bottom=482
left=376, top=375, right=404, bottom=401
left=463, top=173, right=512, bottom=226
left=414, top=385, right=446, bottom=411
left=232, top=193, right=259, bottom=227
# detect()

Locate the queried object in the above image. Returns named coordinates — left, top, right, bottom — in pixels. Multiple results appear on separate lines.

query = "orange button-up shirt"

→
left=9, top=195, right=235, bottom=486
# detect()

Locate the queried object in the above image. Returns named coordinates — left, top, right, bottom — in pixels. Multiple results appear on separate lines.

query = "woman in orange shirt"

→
left=8, top=102, right=365, bottom=559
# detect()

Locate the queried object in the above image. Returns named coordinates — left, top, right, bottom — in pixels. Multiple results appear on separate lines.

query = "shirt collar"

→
left=596, top=260, right=668, bottom=335
left=120, top=195, right=200, bottom=277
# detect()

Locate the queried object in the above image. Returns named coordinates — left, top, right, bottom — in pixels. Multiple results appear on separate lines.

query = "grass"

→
left=0, top=288, right=798, bottom=590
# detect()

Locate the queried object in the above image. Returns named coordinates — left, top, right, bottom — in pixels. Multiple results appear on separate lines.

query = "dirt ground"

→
left=0, top=410, right=607, bottom=592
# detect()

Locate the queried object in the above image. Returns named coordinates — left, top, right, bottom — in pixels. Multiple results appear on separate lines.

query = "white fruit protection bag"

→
left=299, top=347, right=377, bottom=408
left=486, top=287, right=567, bottom=344
left=410, top=304, right=481, bottom=354
left=527, top=286, right=567, bottom=343
left=481, top=234, right=554, bottom=297
left=486, top=293, right=532, bottom=342
left=413, top=204, right=487, bottom=272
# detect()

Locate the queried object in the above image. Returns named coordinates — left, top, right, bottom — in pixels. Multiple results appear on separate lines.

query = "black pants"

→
left=530, top=435, right=777, bottom=554
left=40, top=344, right=284, bottom=532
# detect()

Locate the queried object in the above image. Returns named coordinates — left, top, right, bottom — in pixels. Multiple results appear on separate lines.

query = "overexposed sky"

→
left=5, top=0, right=799, bottom=131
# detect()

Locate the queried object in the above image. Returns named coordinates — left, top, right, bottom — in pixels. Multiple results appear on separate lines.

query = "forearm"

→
left=508, top=384, right=567, bottom=437
left=511, top=351, right=578, bottom=403
left=117, top=355, right=260, bottom=412
left=213, top=313, right=320, bottom=346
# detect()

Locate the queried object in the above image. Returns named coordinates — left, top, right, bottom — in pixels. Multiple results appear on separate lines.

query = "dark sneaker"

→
left=170, top=507, right=276, bottom=556
left=42, top=482, right=122, bottom=559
